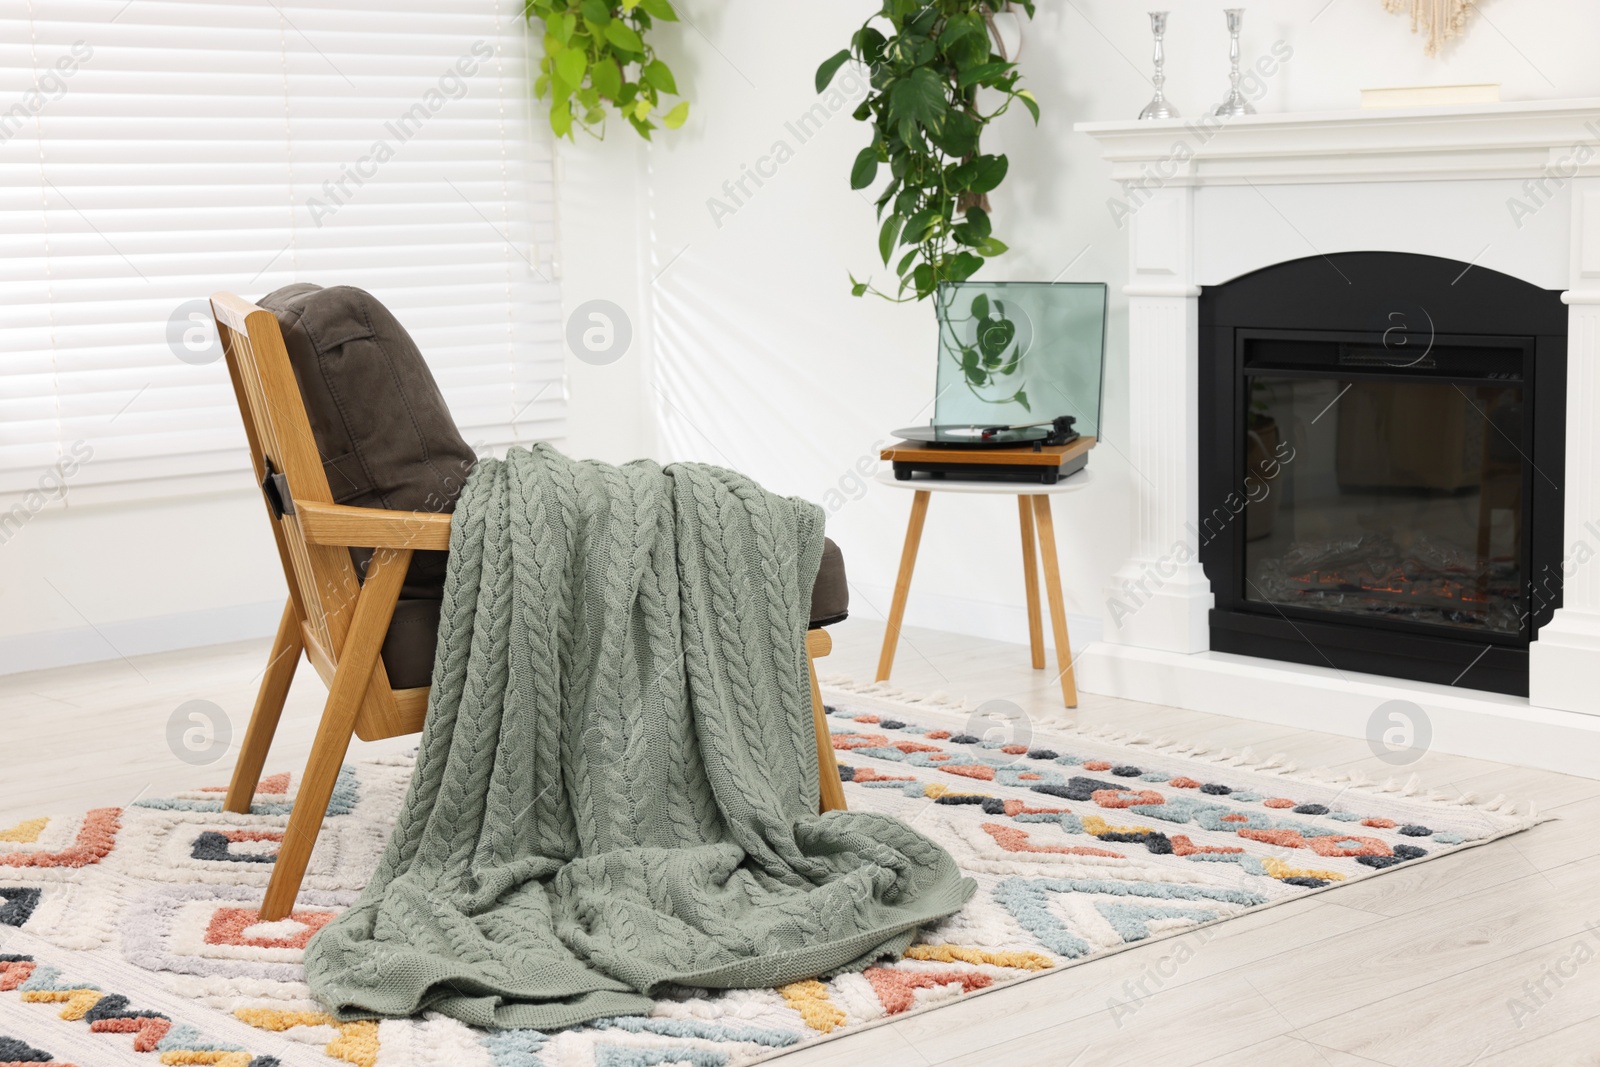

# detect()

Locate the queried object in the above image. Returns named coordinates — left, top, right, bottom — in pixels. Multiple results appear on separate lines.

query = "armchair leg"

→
left=807, top=628, right=847, bottom=814
left=259, top=550, right=410, bottom=921
left=225, top=600, right=303, bottom=814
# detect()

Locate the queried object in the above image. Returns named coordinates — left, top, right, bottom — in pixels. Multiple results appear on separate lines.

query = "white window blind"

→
left=0, top=0, right=564, bottom=506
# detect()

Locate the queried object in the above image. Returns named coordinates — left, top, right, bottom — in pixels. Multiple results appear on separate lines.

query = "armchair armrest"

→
left=296, top=500, right=453, bottom=551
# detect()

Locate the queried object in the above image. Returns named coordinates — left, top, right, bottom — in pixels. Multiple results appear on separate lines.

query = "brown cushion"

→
left=381, top=599, right=444, bottom=690
left=809, top=537, right=849, bottom=628
left=259, top=283, right=475, bottom=688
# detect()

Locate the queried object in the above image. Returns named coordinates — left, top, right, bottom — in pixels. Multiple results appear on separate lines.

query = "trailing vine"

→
left=816, top=1, right=1037, bottom=302
left=525, top=0, right=688, bottom=140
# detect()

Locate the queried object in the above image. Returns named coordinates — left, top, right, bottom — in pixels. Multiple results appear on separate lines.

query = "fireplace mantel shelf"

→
left=1075, top=99, right=1600, bottom=185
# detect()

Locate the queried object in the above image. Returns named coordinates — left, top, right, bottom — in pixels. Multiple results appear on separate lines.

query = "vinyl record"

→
left=892, top=424, right=1053, bottom=449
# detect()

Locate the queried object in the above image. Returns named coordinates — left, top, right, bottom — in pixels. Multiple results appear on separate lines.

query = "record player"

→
left=883, top=415, right=1093, bottom=484
left=884, top=279, right=1107, bottom=485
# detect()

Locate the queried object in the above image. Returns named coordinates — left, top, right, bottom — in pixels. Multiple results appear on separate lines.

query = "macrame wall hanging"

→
left=1383, top=0, right=1473, bottom=56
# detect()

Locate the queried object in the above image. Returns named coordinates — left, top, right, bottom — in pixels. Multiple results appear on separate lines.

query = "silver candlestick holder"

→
left=1213, top=8, right=1256, bottom=117
left=1138, top=12, right=1177, bottom=120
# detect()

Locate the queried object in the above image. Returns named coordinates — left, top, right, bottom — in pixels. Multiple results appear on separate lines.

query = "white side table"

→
left=873, top=468, right=1094, bottom=707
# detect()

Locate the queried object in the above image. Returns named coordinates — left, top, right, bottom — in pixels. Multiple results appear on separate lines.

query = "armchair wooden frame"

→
left=212, top=292, right=844, bottom=922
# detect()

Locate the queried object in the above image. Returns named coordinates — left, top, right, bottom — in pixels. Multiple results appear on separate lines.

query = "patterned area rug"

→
left=0, top=683, right=1542, bottom=1066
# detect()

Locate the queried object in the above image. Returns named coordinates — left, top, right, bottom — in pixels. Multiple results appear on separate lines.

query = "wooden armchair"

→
left=211, top=292, right=845, bottom=922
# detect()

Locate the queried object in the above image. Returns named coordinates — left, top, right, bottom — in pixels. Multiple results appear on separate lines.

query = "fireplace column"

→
left=1531, top=184, right=1600, bottom=716
left=1101, top=185, right=1214, bottom=654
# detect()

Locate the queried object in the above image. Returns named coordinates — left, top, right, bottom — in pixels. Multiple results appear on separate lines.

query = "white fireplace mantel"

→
left=1077, top=98, right=1600, bottom=186
left=1073, top=101, right=1600, bottom=778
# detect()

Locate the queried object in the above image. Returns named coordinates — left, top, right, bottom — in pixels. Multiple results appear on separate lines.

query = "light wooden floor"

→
left=4, top=619, right=1599, bottom=1066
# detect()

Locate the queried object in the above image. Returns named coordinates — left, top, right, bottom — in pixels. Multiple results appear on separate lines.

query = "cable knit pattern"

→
left=302, top=444, right=975, bottom=1031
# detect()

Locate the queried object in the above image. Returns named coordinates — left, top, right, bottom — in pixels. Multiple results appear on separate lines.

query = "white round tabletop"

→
left=874, top=467, right=1093, bottom=495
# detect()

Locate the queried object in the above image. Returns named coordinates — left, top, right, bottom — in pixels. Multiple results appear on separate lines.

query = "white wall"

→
left=8, top=0, right=1599, bottom=673
left=629, top=0, right=1600, bottom=649
left=0, top=489, right=284, bottom=673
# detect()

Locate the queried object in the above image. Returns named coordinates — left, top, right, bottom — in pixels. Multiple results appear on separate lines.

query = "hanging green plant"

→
left=525, top=0, right=689, bottom=140
left=816, top=1, right=1037, bottom=301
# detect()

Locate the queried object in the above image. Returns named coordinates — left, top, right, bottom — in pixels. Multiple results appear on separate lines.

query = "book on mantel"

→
left=1360, top=83, right=1501, bottom=109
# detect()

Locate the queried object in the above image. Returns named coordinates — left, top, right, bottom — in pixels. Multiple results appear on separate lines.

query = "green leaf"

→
left=643, top=59, right=677, bottom=94
left=873, top=176, right=902, bottom=215
left=580, top=0, right=609, bottom=24
left=545, top=12, right=573, bottom=44
left=1016, top=88, right=1040, bottom=123
left=905, top=6, right=940, bottom=37
left=896, top=246, right=919, bottom=277
left=851, top=146, right=879, bottom=190
left=903, top=208, right=936, bottom=244
left=628, top=113, right=656, bottom=139
left=605, top=21, right=644, bottom=52
left=592, top=57, right=622, bottom=99
left=879, top=214, right=903, bottom=264
left=967, top=154, right=1009, bottom=194
left=957, top=60, right=1012, bottom=88
left=971, top=292, right=989, bottom=320
left=638, top=0, right=679, bottom=21
left=554, top=47, right=587, bottom=91
left=1013, top=389, right=1031, bottom=413
left=621, top=0, right=640, bottom=10
left=887, top=67, right=947, bottom=136
left=929, top=109, right=977, bottom=157
left=938, top=13, right=987, bottom=50
left=854, top=26, right=887, bottom=65
left=662, top=101, right=689, bottom=129
left=978, top=236, right=1009, bottom=257
left=815, top=48, right=851, bottom=93
left=950, top=251, right=984, bottom=282
left=550, top=98, right=574, bottom=138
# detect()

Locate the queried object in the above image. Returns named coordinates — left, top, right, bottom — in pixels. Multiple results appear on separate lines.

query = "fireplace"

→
left=1198, top=252, right=1567, bottom=695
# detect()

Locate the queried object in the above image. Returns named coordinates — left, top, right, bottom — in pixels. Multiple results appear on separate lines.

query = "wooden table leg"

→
left=1030, top=495, right=1079, bottom=708
left=1018, top=496, right=1045, bottom=670
left=875, top=489, right=931, bottom=682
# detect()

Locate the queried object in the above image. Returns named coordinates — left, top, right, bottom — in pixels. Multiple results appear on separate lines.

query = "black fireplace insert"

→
left=1198, top=252, right=1566, bottom=695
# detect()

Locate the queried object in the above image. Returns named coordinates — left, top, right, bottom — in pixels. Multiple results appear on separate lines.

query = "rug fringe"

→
left=819, top=676, right=1548, bottom=827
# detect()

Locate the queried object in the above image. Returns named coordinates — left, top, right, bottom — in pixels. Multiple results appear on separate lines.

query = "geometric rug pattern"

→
left=0, top=683, right=1541, bottom=1065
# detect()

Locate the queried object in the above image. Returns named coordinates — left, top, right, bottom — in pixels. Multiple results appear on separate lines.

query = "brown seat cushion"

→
left=809, top=537, right=849, bottom=628
left=374, top=538, right=849, bottom=688
left=260, top=282, right=847, bottom=691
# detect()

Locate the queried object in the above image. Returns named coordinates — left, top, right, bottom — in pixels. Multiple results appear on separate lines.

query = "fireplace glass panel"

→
left=1240, top=375, right=1525, bottom=635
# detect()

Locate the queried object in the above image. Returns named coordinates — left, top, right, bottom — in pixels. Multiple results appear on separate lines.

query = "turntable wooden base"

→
left=881, top=435, right=1096, bottom=485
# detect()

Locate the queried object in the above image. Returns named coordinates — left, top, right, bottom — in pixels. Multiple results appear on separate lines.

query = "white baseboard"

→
left=848, top=581, right=1104, bottom=650
left=0, top=599, right=283, bottom=676
left=1078, top=641, right=1600, bottom=780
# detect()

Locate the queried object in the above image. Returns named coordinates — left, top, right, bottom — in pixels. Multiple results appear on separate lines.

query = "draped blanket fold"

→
left=305, top=444, right=975, bottom=1030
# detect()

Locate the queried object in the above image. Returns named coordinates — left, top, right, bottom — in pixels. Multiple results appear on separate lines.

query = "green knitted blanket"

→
left=304, top=444, right=975, bottom=1030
